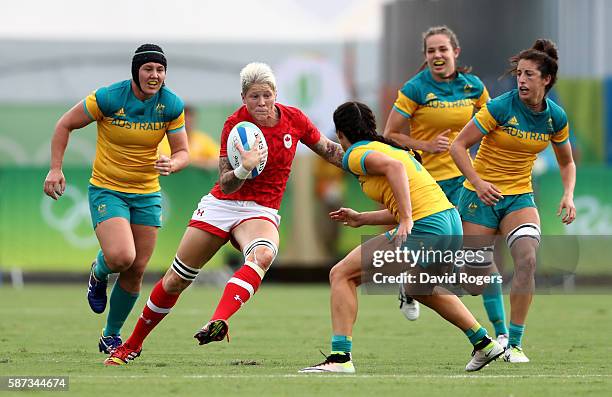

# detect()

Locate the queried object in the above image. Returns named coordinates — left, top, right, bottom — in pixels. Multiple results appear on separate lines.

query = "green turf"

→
left=0, top=284, right=610, bottom=396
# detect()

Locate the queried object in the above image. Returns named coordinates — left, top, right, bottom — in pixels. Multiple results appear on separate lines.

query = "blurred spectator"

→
left=159, top=105, right=220, bottom=169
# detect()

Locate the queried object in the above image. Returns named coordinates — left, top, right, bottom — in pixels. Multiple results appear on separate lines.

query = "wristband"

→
left=233, top=165, right=251, bottom=180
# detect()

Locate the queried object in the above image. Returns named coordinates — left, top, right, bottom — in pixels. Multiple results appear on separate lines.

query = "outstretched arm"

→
left=43, top=101, right=93, bottom=200
left=552, top=142, right=576, bottom=224
left=306, top=135, right=344, bottom=168
left=330, top=207, right=397, bottom=227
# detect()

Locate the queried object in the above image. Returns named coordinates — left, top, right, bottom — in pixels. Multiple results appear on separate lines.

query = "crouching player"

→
left=300, top=102, right=504, bottom=373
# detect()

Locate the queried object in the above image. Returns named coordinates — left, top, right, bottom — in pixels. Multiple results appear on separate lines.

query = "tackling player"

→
left=300, top=101, right=504, bottom=373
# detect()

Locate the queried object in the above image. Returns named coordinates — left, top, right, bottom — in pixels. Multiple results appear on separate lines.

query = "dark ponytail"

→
left=333, top=101, right=422, bottom=163
left=504, top=38, right=559, bottom=93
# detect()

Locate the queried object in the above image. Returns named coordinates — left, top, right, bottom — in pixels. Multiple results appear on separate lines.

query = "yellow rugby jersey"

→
left=343, top=140, right=453, bottom=222
left=466, top=89, right=569, bottom=195
left=84, top=80, right=185, bottom=193
left=158, top=130, right=219, bottom=160
left=393, top=69, right=489, bottom=181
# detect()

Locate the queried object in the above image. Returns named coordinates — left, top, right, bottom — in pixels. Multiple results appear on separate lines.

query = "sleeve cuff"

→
left=473, top=118, right=489, bottom=135
left=392, top=105, right=411, bottom=119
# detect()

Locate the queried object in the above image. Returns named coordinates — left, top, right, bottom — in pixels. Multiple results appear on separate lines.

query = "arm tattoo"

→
left=218, top=157, right=246, bottom=194
left=308, top=136, right=344, bottom=168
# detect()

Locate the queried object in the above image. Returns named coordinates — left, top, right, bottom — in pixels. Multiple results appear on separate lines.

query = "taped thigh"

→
left=506, top=223, right=541, bottom=249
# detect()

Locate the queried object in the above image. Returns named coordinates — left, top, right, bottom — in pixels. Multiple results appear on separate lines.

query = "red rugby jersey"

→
left=209, top=104, right=321, bottom=209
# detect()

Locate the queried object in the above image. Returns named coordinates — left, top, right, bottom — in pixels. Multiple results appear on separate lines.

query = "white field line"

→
left=73, top=374, right=612, bottom=380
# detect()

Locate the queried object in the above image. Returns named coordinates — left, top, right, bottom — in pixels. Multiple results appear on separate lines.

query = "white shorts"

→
left=188, top=194, right=281, bottom=240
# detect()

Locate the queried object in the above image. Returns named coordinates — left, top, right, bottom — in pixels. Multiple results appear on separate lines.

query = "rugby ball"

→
left=226, top=121, right=268, bottom=178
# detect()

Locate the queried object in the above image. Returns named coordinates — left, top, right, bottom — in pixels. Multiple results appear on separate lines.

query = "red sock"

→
left=211, top=262, right=264, bottom=321
left=125, top=279, right=180, bottom=349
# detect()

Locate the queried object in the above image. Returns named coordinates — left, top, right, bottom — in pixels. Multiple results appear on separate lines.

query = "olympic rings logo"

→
left=40, top=185, right=173, bottom=249
left=40, top=184, right=98, bottom=248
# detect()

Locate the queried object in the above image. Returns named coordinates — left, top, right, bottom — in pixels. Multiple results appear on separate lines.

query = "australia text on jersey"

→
left=500, top=125, right=552, bottom=142
left=423, top=99, right=475, bottom=109
left=109, top=118, right=170, bottom=131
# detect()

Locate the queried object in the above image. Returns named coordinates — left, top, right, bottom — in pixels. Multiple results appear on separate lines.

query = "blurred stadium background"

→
left=1, top=0, right=611, bottom=281
left=1, top=1, right=612, bottom=395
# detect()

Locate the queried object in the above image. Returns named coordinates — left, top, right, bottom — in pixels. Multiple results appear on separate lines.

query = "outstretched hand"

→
left=329, top=207, right=362, bottom=228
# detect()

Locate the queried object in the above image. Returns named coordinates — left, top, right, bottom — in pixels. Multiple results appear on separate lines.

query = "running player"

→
left=383, top=26, right=508, bottom=345
left=450, top=39, right=576, bottom=363
left=104, top=62, right=345, bottom=365
left=43, top=44, right=189, bottom=354
left=300, top=101, right=504, bottom=373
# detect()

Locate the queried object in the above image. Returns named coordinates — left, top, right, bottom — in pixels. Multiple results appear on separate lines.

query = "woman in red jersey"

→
left=105, top=62, right=345, bottom=365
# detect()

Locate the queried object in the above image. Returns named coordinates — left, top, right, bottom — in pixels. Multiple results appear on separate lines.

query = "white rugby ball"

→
left=226, top=121, right=268, bottom=178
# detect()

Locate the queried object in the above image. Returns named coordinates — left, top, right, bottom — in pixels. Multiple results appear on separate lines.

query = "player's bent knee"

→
left=329, top=260, right=360, bottom=285
left=329, top=264, right=344, bottom=285
left=246, top=248, right=275, bottom=270
left=105, top=251, right=136, bottom=271
left=243, top=238, right=278, bottom=272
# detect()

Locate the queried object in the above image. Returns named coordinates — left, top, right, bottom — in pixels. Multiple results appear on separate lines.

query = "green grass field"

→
left=1, top=284, right=610, bottom=396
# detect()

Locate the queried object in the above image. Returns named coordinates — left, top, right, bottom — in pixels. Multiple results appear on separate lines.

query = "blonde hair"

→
left=240, top=62, right=277, bottom=95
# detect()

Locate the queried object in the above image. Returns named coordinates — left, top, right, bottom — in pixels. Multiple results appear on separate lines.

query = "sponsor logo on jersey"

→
left=114, top=108, right=126, bottom=118
left=425, top=92, right=438, bottom=102
left=464, top=84, right=473, bottom=93
left=508, top=116, right=519, bottom=126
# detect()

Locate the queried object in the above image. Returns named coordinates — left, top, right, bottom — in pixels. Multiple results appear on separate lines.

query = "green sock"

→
left=103, top=282, right=139, bottom=336
left=509, top=322, right=525, bottom=347
left=93, top=250, right=112, bottom=281
left=482, top=273, right=508, bottom=336
left=331, top=335, right=352, bottom=354
left=464, top=322, right=488, bottom=346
